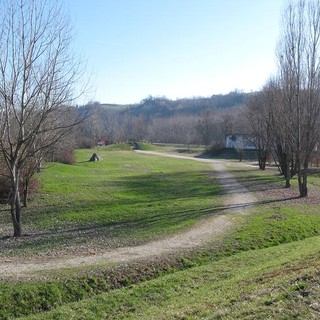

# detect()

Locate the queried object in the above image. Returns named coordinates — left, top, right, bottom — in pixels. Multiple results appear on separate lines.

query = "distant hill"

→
left=99, top=103, right=136, bottom=111
left=98, top=90, right=253, bottom=119
left=76, top=91, right=254, bottom=146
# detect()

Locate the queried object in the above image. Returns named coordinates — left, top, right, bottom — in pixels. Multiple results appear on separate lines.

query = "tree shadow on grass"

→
left=0, top=193, right=302, bottom=255
left=0, top=169, right=300, bottom=253
left=102, top=169, right=223, bottom=200
left=0, top=170, right=221, bottom=249
left=218, top=169, right=285, bottom=194
left=0, top=204, right=234, bottom=253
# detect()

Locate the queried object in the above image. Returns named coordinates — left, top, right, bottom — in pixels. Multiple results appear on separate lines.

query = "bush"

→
left=0, top=164, right=40, bottom=205
left=77, top=137, right=94, bottom=149
left=53, top=150, right=76, bottom=165
left=0, top=174, right=11, bottom=203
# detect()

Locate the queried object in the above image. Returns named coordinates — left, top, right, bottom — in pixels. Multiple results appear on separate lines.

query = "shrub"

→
left=0, top=173, right=11, bottom=204
left=0, top=162, right=40, bottom=205
left=53, top=150, right=76, bottom=165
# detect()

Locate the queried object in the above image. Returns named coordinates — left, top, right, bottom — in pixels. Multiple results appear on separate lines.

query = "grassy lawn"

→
left=0, top=147, right=220, bottom=257
left=227, top=161, right=320, bottom=192
left=20, top=236, right=320, bottom=320
left=2, top=202, right=320, bottom=319
left=225, top=163, right=284, bottom=189
left=1, top=149, right=320, bottom=319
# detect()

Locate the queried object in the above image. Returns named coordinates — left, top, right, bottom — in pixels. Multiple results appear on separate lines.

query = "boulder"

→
left=89, top=153, right=100, bottom=162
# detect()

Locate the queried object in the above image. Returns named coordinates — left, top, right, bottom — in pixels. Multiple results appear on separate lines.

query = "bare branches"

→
left=248, top=0, right=320, bottom=196
left=0, top=0, right=84, bottom=236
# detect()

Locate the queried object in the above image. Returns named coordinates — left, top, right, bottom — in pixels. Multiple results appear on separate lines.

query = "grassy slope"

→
left=0, top=147, right=219, bottom=257
left=24, top=158, right=320, bottom=319
left=40, top=148, right=218, bottom=233
left=22, top=236, right=320, bottom=320
left=1, top=147, right=320, bottom=319
left=0, top=194, right=320, bottom=319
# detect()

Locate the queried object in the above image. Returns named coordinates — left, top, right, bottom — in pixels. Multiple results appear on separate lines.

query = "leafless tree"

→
left=246, top=92, right=269, bottom=170
left=102, top=110, right=118, bottom=143
left=131, top=115, right=146, bottom=142
left=175, top=115, right=197, bottom=152
left=277, top=0, right=320, bottom=196
left=270, top=79, right=297, bottom=187
left=0, top=0, right=84, bottom=236
left=222, top=113, right=234, bottom=136
left=196, top=110, right=214, bottom=150
left=85, top=103, right=105, bottom=147
left=147, top=117, right=171, bottom=143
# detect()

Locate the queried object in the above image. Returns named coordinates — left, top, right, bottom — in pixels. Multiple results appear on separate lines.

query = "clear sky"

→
left=66, top=0, right=287, bottom=104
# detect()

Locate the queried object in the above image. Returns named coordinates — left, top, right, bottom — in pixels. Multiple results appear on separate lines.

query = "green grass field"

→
left=0, top=147, right=220, bottom=257
left=1, top=146, right=320, bottom=319
left=2, top=206, right=320, bottom=319
left=21, top=236, right=320, bottom=320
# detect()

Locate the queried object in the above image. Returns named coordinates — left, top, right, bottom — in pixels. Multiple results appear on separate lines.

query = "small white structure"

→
left=225, top=134, right=256, bottom=150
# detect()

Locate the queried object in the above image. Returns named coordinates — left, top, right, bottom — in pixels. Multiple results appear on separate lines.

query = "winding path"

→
left=0, top=152, right=256, bottom=278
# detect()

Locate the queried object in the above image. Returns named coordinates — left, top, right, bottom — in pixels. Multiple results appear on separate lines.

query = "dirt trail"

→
left=0, top=152, right=256, bottom=278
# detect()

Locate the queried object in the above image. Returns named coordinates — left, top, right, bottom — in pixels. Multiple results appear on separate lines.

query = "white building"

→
left=225, top=134, right=256, bottom=150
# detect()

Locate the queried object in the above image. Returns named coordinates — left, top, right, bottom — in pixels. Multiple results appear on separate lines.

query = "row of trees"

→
left=246, top=0, right=320, bottom=197
left=77, top=103, right=243, bottom=151
left=0, top=0, right=82, bottom=236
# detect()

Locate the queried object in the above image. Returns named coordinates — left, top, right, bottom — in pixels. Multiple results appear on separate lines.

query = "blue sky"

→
left=66, top=0, right=287, bottom=104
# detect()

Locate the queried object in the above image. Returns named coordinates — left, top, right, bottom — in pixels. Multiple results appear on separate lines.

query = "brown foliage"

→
left=0, top=168, right=40, bottom=205
left=53, top=150, right=76, bottom=165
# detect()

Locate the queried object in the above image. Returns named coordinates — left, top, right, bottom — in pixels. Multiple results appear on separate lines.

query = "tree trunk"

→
left=258, top=149, right=263, bottom=170
left=275, top=144, right=287, bottom=176
left=297, top=162, right=308, bottom=197
left=10, top=168, right=22, bottom=237
left=299, top=166, right=308, bottom=197
left=258, top=150, right=267, bottom=170
left=285, top=160, right=291, bottom=188
left=23, top=178, right=29, bottom=207
left=14, top=192, right=22, bottom=236
left=236, top=148, right=243, bottom=162
left=11, top=197, right=22, bottom=237
left=291, top=158, right=297, bottom=177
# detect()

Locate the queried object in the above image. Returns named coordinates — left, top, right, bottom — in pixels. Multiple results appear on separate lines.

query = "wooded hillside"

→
left=100, top=90, right=250, bottom=118
left=75, top=91, right=251, bottom=148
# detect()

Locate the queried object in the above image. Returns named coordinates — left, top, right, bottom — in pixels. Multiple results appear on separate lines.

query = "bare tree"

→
left=131, top=115, right=146, bottom=142
left=0, top=0, right=84, bottom=236
left=102, top=110, right=118, bottom=143
left=246, top=91, right=270, bottom=169
left=85, top=103, right=104, bottom=147
left=196, top=110, right=214, bottom=150
left=277, top=0, right=320, bottom=196
left=173, top=115, right=198, bottom=152
left=269, top=79, right=297, bottom=188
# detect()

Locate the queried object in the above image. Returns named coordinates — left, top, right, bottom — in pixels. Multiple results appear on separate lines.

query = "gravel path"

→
left=0, top=152, right=256, bottom=278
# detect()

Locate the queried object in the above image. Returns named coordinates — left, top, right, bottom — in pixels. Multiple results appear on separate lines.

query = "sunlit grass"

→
left=36, top=149, right=219, bottom=228
left=1, top=156, right=320, bottom=319
left=3, top=148, right=221, bottom=256
left=21, top=236, right=320, bottom=320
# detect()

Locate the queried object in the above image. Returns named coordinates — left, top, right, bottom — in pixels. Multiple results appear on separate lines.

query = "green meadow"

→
left=21, top=236, right=320, bottom=320
left=0, top=146, right=220, bottom=257
left=1, top=145, right=320, bottom=319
